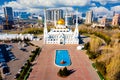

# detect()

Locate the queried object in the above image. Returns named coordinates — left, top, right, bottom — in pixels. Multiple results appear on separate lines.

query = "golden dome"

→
left=57, top=19, right=65, bottom=25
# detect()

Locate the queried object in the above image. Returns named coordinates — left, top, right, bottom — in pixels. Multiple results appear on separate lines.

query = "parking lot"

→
left=0, top=42, right=36, bottom=80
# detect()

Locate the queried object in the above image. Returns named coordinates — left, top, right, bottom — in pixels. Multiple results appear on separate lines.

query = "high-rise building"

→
left=46, top=9, right=63, bottom=22
left=4, top=7, right=13, bottom=21
left=100, top=17, right=106, bottom=25
left=13, top=11, right=31, bottom=19
left=85, top=11, right=93, bottom=24
left=112, top=14, right=120, bottom=26
left=3, top=7, right=14, bottom=29
left=0, top=16, right=3, bottom=25
left=67, top=16, right=73, bottom=25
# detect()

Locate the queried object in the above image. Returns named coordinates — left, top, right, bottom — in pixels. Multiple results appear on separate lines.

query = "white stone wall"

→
left=45, top=34, right=79, bottom=44
left=0, top=34, right=34, bottom=41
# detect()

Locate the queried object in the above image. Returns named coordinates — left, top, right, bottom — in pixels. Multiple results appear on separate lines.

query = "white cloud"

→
left=2, top=0, right=89, bottom=9
left=90, top=6, right=110, bottom=15
left=26, top=8, right=43, bottom=15
left=2, top=1, right=43, bottom=14
left=2, top=0, right=89, bottom=14
left=111, top=6, right=120, bottom=13
left=2, top=0, right=120, bottom=17
left=2, top=1, right=26, bottom=11
left=92, top=0, right=120, bottom=5
left=90, top=6, right=116, bottom=18
left=91, top=3, right=96, bottom=7
left=0, top=6, right=4, bottom=15
left=57, top=0, right=90, bottom=6
left=18, top=0, right=56, bottom=7
left=93, top=0, right=107, bottom=5
left=48, top=7, right=74, bottom=12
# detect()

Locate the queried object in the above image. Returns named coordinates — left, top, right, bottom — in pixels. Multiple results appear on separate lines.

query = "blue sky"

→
left=0, top=0, right=16, bottom=5
left=0, top=0, right=120, bottom=16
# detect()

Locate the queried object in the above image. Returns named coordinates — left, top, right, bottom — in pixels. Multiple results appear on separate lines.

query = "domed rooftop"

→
left=57, top=19, right=65, bottom=25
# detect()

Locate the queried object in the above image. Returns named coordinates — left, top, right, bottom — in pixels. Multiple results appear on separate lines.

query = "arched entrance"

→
left=60, top=39, right=64, bottom=44
left=58, top=34, right=65, bottom=45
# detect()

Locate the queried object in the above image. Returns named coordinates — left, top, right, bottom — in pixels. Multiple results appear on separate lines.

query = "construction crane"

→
left=4, top=15, right=9, bottom=29
left=5, top=15, right=8, bottom=25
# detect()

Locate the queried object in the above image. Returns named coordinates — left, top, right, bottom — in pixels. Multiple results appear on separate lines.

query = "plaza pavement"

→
left=28, top=44, right=100, bottom=80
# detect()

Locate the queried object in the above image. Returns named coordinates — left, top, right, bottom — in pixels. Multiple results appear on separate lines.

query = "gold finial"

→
left=57, top=19, right=65, bottom=25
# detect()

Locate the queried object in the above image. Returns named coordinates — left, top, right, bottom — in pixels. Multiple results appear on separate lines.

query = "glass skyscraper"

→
left=4, top=7, right=13, bottom=21
left=13, top=11, right=31, bottom=19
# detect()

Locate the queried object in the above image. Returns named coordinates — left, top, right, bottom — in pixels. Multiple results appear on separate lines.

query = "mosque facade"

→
left=44, top=9, right=79, bottom=44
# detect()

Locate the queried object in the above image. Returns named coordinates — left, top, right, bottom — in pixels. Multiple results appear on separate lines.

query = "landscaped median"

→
left=92, top=63, right=104, bottom=80
left=17, top=47, right=41, bottom=80
left=83, top=35, right=106, bottom=80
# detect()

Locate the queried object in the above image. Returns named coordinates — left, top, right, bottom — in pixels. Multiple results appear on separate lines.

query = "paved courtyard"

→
left=28, top=44, right=100, bottom=80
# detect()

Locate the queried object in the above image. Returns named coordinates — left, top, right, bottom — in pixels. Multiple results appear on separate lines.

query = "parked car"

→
left=0, top=62, right=7, bottom=68
left=20, top=48, right=28, bottom=52
left=14, top=73, right=20, bottom=79
left=2, top=66, right=10, bottom=75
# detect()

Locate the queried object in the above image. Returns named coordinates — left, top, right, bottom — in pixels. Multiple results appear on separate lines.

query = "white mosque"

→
left=44, top=9, right=79, bottom=44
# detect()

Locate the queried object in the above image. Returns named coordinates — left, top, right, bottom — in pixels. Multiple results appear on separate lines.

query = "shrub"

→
left=29, top=47, right=41, bottom=62
left=95, top=61, right=106, bottom=75
left=58, top=69, right=63, bottom=76
left=106, top=53, right=120, bottom=80
left=87, top=50, right=97, bottom=59
left=30, top=55, right=36, bottom=62
left=62, top=67, right=69, bottom=76
left=114, top=72, right=120, bottom=80
left=58, top=67, right=69, bottom=77
left=29, top=42, right=35, bottom=46
left=18, top=61, right=31, bottom=80
left=83, top=42, right=90, bottom=50
left=79, top=27, right=111, bottom=45
left=22, top=28, right=43, bottom=35
left=94, top=32, right=111, bottom=45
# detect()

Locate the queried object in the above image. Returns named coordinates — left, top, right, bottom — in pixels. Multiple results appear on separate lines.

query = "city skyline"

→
left=0, top=0, right=120, bottom=16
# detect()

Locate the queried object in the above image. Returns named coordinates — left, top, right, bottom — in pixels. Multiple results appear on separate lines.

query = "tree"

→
left=106, top=53, right=120, bottom=80
left=63, top=67, right=69, bottom=76
left=84, top=42, right=90, bottom=50
left=58, top=69, right=63, bottom=76
left=58, top=67, right=69, bottom=77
